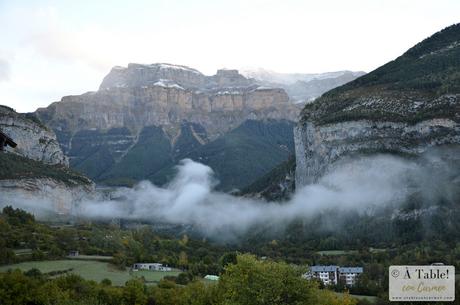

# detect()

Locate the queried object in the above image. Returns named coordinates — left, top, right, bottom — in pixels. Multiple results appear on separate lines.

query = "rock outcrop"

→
left=100, top=63, right=207, bottom=90
left=0, top=177, right=94, bottom=215
left=0, top=106, right=94, bottom=215
left=295, top=24, right=460, bottom=188
left=100, top=63, right=256, bottom=91
left=38, top=83, right=297, bottom=141
left=0, top=105, right=68, bottom=165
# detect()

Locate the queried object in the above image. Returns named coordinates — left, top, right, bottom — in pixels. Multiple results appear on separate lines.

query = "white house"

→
left=304, top=265, right=339, bottom=285
left=132, top=263, right=172, bottom=271
left=204, top=275, right=219, bottom=281
left=304, top=265, right=363, bottom=286
left=338, top=267, right=363, bottom=286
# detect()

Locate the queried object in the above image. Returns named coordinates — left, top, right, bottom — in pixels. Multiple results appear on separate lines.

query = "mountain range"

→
left=32, top=65, right=362, bottom=190
left=0, top=23, right=459, bottom=245
left=242, top=69, right=365, bottom=102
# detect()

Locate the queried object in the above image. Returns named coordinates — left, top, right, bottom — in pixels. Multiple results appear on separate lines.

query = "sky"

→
left=0, top=0, right=459, bottom=113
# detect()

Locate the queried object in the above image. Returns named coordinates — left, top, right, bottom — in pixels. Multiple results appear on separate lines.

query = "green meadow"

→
left=0, top=260, right=181, bottom=286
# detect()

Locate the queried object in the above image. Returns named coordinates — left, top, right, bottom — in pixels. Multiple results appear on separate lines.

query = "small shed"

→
left=0, top=131, right=17, bottom=151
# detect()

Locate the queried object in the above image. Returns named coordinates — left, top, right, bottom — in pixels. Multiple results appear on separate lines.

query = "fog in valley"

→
left=4, top=151, right=457, bottom=240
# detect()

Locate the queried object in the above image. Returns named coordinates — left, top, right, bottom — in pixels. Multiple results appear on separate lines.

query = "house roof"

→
left=338, top=267, right=363, bottom=273
left=310, top=266, right=339, bottom=272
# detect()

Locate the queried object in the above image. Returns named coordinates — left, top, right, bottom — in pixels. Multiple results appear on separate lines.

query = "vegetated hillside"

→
left=240, top=155, right=295, bottom=200
left=300, top=23, right=460, bottom=126
left=295, top=23, right=460, bottom=187
left=80, top=119, right=295, bottom=190
left=182, top=119, right=295, bottom=191
left=71, top=125, right=174, bottom=186
left=0, top=153, right=91, bottom=187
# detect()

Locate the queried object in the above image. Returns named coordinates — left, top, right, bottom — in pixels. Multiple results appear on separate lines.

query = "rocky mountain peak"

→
left=100, top=63, right=207, bottom=90
left=99, top=63, right=259, bottom=92
left=212, top=69, right=253, bottom=88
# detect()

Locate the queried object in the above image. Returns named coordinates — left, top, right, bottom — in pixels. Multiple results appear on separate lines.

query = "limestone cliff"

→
left=0, top=177, right=93, bottom=215
left=0, top=105, right=68, bottom=165
left=0, top=106, right=94, bottom=214
left=38, top=83, right=297, bottom=141
left=295, top=24, right=460, bottom=188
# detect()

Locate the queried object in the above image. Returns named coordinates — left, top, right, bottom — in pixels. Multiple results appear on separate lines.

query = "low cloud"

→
left=2, top=151, right=457, bottom=241
left=73, top=155, right=437, bottom=238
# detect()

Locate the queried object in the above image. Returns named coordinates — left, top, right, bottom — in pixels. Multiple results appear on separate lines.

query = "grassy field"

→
left=335, top=292, right=379, bottom=303
left=0, top=260, right=181, bottom=286
left=132, top=270, right=182, bottom=283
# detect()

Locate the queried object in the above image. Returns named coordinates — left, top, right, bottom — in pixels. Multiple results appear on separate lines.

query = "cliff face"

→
left=0, top=106, right=68, bottom=165
left=36, top=64, right=300, bottom=189
left=0, top=107, right=94, bottom=215
left=0, top=178, right=93, bottom=215
left=295, top=24, right=460, bottom=188
left=38, top=84, right=296, bottom=141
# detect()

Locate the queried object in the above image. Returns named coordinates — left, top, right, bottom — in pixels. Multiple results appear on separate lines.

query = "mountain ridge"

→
left=242, top=68, right=365, bottom=102
left=295, top=23, right=460, bottom=187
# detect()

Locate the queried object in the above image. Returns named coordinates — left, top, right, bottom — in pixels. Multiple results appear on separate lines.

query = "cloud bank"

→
left=73, top=156, right=427, bottom=237
left=2, top=152, right=456, bottom=240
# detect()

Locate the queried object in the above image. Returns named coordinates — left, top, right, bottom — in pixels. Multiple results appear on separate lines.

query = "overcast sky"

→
left=0, top=0, right=459, bottom=112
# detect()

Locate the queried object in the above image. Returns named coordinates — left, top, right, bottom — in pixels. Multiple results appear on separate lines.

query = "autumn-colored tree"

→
left=178, top=251, right=189, bottom=269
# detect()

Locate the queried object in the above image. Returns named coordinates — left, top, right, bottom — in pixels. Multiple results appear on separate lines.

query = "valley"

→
left=0, top=16, right=459, bottom=305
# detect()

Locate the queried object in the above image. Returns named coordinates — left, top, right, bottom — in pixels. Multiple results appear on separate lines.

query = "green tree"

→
left=176, top=272, right=189, bottom=285
left=123, top=279, right=146, bottom=305
left=217, top=254, right=319, bottom=305
left=101, top=278, right=112, bottom=286
left=219, top=252, right=238, bottom=268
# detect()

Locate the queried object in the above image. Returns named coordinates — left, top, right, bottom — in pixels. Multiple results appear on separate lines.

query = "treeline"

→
left=0, top=254, right=356, bottom=305
left=0, top=206, right=229, bottom=277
